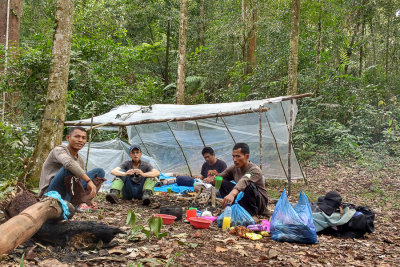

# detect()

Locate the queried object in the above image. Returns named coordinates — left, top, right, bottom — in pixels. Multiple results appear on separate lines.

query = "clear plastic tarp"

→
left=66, top=96, right=304, bottom=187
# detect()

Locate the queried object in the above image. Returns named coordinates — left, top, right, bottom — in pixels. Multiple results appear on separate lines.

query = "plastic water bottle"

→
left=222, top=204, right=232, bottom=230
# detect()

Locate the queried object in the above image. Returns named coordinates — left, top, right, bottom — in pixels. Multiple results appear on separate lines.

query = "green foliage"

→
left=126, top=210, right=167, bottom=241
left=0, top=121, right=37, bottom=183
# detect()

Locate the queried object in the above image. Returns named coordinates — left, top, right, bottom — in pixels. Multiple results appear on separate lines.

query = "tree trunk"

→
left=241, top=0, right=247, bottom=68
left=0, top=198, right=64, bottom=255
left=21, top=0, right=75, bottom=186
left=164, top=18, right=171, bottom=86
left=287, top=0, right=301, bottom=96
left=359, top=16, right=365, bottom=77
left=0, top=0, right=23, bottom=121
left=199, top=0, right=205, bottom=47
left=369, top=18, right=376, bottom=66
left=385, top=15, right=390, bottom=78
left=246, top=0, right=257, bottom=74
left=0, top=0, right=22, bottom=48
left=176, top=0, right=188, bottom=104
left=315, top=17, right=321, bottom=96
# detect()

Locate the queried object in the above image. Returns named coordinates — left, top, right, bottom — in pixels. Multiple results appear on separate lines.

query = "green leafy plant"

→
left=126, top=210, right=167, bottom=240
left=142, top=215, right=168, bottom=239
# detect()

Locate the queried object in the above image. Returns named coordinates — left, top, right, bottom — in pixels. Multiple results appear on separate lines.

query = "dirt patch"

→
left=2, top=161, right=400, bottom=266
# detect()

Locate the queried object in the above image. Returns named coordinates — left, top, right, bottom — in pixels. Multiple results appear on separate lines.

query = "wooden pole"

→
left=220, top=116, right=236, bottom=144
left=195, top=120, right=206, bottom=147
left=85, top=104, right=95, bottom=171
left=259, top=106, right=263, bottom=171
left=64, top=107, right=270, bottom=127
left=134, top=125, right=152, bottom=157
left=287, top=99, right=294, bottom=195
left=264, top=112, right=288, bottom=179
left=166, top=122, right=193, bottom=176
left=0, top=198, right=66, bottom=255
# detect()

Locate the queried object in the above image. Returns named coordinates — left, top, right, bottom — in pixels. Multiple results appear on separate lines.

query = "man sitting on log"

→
left=219, top=143, right=268, bottom=216
left=106, top=145, right=160, bottom=205
left=38, top=127, right=106, bottom=209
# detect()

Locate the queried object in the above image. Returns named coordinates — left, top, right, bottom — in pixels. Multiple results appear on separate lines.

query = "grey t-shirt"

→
left=119, top=160, right=154, bottom=183
left=200, top=159, right=227, bottom=178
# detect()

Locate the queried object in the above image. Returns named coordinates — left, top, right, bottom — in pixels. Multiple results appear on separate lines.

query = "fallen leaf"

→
left=268, top=249, right=279, bottom=259
left=237, top=249, right=249, bottom=257
left=128, top=251, right=138, bottom=259
left=214, top=260, right=227, bottom=265
left=25, top=245, right=37, bottom=260
left=98, top=249, right=109, bottom=257
left=216, top=246, right=228, bottom=253
left=39, top=258, right=69, bottom=267
left=108, top=248, right=127, bottom=255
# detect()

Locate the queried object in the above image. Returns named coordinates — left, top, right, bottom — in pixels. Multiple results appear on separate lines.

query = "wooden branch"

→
left=0, top=198, right=67, bottom=255
left=287, top=99, right=294, bottom=195
left=259, top=106, right=263, bottom=171
left=134, top=125, right=153, bottom=157
left=195, top=120, right=206, bottom=147
left=166, top=122, right=193, bottom=176
left=64, top=107, right=270, bottom=127
left=220, top=116, right=236, bottom=144
left=265, top=113, right=288, bottom=179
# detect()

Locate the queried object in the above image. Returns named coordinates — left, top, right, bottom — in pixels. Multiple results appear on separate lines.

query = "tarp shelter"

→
left=65, top=94, right=309, bottom=190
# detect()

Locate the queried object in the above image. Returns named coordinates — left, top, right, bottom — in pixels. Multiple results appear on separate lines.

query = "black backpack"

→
left=319, top=206, right=375, bottom=238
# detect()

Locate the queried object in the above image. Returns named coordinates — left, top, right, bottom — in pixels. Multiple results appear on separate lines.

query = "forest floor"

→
left=2, top=153, right=400, bottom=266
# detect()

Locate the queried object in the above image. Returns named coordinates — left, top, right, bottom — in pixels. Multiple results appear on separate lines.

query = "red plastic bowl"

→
left=189, top=217, right=212, bottom=229
left=154, top=214, right=177, bottom=225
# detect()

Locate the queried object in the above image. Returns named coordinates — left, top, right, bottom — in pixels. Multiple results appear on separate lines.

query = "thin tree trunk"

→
left=176, top=0, right=188, bottom=104
left=0, top=0, right=23, bottom=120
left=385, top=15, right=390, bottom=78
left=164, top=18, right=171, bottom=86
left=359, top=17, right=365, bottom=76
left=369, top=18, right=376, bottom=66
left=199, top=0, right=205, bottom=47
left=22, top=0, right=75, bottom=186
left=315, top=17, right=321, bottom=96
left=246, top=0, right=257, bottom=74
left=241, top=0, right=247, bottom=66
left=287, top=0, right=301, bottom=96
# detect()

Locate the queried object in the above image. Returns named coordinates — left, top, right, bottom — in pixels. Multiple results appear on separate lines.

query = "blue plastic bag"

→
left=270, top=189, right=318, bottom=244
left=217, top=192, right=255, bottom=227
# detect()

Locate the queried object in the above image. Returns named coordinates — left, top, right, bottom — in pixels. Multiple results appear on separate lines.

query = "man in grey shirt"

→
left=39, top=127, right=105, bottom=206
left=107, top=144, right=160, bottom=205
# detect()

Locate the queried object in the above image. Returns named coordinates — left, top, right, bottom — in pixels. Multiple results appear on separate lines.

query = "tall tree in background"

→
left=287, top=0, right=301, bottom=96
left=199, top=0, right=205, bottom=47
left=176, top=0, right=188, bottom=104
left=22, top=0, right=75, bottom=185
left=246, top=0, right=257, bottom=74
left=0, top=0, right=23, bottom=119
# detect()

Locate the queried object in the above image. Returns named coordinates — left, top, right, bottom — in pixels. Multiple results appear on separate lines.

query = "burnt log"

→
left=34, top=221, right=125, bottom=248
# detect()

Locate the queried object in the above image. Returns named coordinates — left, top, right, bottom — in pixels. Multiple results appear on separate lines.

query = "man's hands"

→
left=86, top=180, right=97, bottom=198
left=203, top=176, right=215, bottom=184
left=125, top=169, right=144, bottom=177
left=222, top=189, right=239, bottom=207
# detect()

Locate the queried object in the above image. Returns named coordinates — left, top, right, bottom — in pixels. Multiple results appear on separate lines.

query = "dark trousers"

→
left=219, top=179, right=260, bottom=216
left=46, top=167, right=105, bottom=202
left=120, top=176, right=146, bottom=200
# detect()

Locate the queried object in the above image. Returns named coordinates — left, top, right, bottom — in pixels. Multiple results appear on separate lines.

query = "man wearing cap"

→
left=106, top=144, right=160, bottom=205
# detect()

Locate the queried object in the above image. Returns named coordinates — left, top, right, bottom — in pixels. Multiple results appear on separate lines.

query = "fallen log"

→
left=35, top=221, right=124, bottom=248
left=0, top=197, right=70, bottom=255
